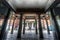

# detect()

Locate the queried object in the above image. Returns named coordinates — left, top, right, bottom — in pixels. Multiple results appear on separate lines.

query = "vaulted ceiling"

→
left=6, top=0, right=55, bottom=10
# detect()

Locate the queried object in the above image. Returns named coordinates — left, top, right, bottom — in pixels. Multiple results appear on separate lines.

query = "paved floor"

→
left=2, top=29, right=58, bottom=40
left=21, top=30, right=56, bottom=40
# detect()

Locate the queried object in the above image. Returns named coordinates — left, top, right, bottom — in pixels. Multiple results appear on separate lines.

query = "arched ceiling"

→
left=6, top=0, right=55, bottom=10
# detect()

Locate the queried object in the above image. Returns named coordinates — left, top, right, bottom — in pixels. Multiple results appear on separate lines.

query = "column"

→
left=50, top=9, right=60, bottom=40
left=27, top=22, right=28, bottom=28
left=32, top=22, right=34, bottom=29
left=23, top=19, right=25, bottom=34
left=17, top=13, right=22, bottom=38
left=35, top=19, right=38, bottom=34
left=43, top=19, right=45, bottom=30
left=38, top=14, right=43, bottom=38
left=8, top=13, right=13, bottom=31
left=11, top=16, right=16, bottom=34
left=0, top=9, right=11, bottom=40
left=45, top=19, right=50, bottom=34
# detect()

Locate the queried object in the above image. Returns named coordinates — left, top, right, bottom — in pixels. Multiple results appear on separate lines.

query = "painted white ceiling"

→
left=6, top=0, right=55, bottom=10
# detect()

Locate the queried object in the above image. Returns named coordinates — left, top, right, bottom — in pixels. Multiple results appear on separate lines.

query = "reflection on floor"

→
left=2, top=29, right=58, bottom=40
left=2, top=30, right=18, bottom=40
left=21, top=30, right=39, bottom=39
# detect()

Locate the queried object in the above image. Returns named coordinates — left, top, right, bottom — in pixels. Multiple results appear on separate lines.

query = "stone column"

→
left=11, top=15, right=16, bottom=34
left=38, top=14, right=43, bottom=38
left=32, top=22, right=33, bottom=28
left=0, top=9, right=11, bottom=40
left=17, top=13, right=22, bottom=39
left=45, top=18, right=50, bottom=34
left=27, top=22, right=28, bottom=28
left=35, top=19, right=38, bottom=34
left=23, top=19, right=25, bottom=34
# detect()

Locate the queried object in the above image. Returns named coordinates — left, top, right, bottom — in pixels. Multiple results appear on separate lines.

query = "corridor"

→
left=1, top=13, right=58, bottom=40
left=0, top=0, right=60, bottom=40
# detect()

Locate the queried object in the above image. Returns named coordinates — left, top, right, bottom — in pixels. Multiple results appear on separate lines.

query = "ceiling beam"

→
left=45, top=0, right=60, bottom=12
left=16, top=8, right=45, bottom=13
left=1, top=0, right=16, bottom=12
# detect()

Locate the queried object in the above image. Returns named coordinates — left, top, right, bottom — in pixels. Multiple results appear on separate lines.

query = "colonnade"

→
left=0, top=9, right=60, bottom=40
left=17, top=13, right=43, bottom=39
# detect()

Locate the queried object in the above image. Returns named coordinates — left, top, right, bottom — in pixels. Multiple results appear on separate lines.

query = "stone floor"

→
left=2, top=29, right=58, bottom=40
